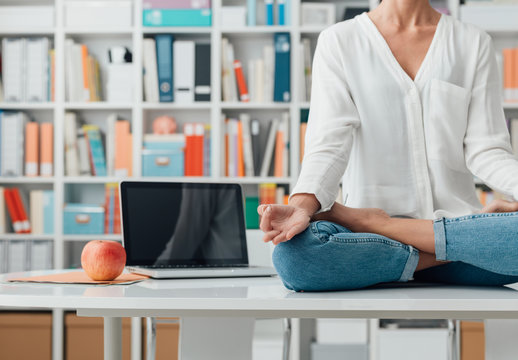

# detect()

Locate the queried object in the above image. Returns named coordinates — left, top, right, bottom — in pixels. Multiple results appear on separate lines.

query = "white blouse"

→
left=293, top=12, right=518, bottom=219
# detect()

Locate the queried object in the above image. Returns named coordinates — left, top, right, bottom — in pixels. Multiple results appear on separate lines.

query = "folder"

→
left=194, top=43, right=211, bottom=102
left=234, top=60, right=249, bottom=102
left=155, top=34, right=174, bottom=102
left=265, top=0, right=274, bottom=25
left=2, top=38, right=25, bottom=102
left=143, top=38, right=160, bottom=102
left=40, top=122, right=53, bottom=176
left=273, top=33, right=291, bottom=102
left=174, top=41, right=195, bottom=102
left=25, top=122, right=39, bottom=176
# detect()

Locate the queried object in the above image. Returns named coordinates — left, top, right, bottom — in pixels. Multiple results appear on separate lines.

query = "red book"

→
left=233, top=60, right=249, bottom=102
left=184, top=123, right=195, bottom=176
left=12, top=188, right=31, bottom=233
left=113, top=186, right=121, bottom=234
left=237, top=121, right=245, bottom=177
left=4, top=189, right=23, bottom=234
left=193, top=123, right=205, bottom=176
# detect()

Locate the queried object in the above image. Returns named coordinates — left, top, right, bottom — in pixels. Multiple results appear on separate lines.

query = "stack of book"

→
left=0, top=112, right=53, bottom=177
left=104, top=183, right=121, bottom=234
left=0, top=240, right=53, bottom=273
left=0, top=187, right=54, bottom=235
left=142, top=123, right=211, bottom=177
left=224, top=112, right=289, bottom=178
left=222, top=33, right=290, bottom=103
left=64, top=112, right=132, bottom=177
left=1, top=37, right=54, bottom=102
left=503, top=48, right=518, bottom=102
left=143, top=35, right=211, bottom=103
left=247, top=0, right=290, bottom=26
left=65, top=39, right=102, bottom=102
left=143, top=0, right=212, bottom=27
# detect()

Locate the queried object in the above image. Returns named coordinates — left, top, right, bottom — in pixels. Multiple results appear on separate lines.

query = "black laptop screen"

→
left=120, top=182, right=248, bottom=266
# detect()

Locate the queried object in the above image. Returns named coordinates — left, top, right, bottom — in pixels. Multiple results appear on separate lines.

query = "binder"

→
left=247, top=0, right=256, bottom=26
left=1, top=112, right=27, bottom=177
left=277, top=0, right=285, bottom=25
left=155, top=34, right=174, bottom=102
left=174, top=41, right=195, bottom=102
left=83, top=125, right=107, bottom=176
left=234, top=60, right=249, bottom=102
left=12, top=187, right=31, bottom=233
left=240, top=113, right=254, bottom=177
left=273, top=33, right=291, bottom=102
left=64, top=112, right=80, bottom=176
left=260, top=118, right=279, bottom=177
left=194, top=43, right=211, bottom=102
left=25, top=37, right=49, bottom=102
left=2, top=38, right=25, bottom=102
left=265, top=0, right=274, bottom=25
left=25, top=122, right=39, bottom=177
left=143, top=38, right=160, bottom=102
left=250, top=118, right=262, bottom=176
left=40, top=122, right=53, bottom=176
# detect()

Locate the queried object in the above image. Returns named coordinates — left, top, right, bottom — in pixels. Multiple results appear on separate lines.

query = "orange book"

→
left=300, top=122, right=307, bottom=163
left=80, top=44, right=90, bottom=101
left=40, top=123, right=53, bottom=176
left=274, top=129, right=284, bottom=177
left=87, top=56, right=97, bottom=101
left=25, top=122, right=39, bottom=177
left=4, top=189, right=23, bottom=234
left=12, top=188, right=30, bottom=233
left=233, top=60, right=249, bottom=102
left=237, top=121, right=245, bottom=177
left=184, top=123, right=195, bottom=176
left=193, top=123, right=205, bottom=176
left=114, top=120, right=131, bottom=177
left=113, top=186, right=121, bottom=234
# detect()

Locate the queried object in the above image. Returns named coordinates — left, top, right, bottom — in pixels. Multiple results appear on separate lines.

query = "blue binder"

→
left=278, top=0, right=285, bottom=25
left=265, top=0, right=273, bottom=25
left=43, top=190, right=54, bottom=234
left=273, top=32, right=291, bottom=102
left=155, top=34, right=174, bottom=102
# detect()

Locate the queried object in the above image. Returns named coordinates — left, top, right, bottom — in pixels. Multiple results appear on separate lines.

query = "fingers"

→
left=272, top=231, right=288, bottom=245
left=259, top=205, right=273, bottom=232
left=481, top=199, right=518, bottom=213
left=262, top=229, right=281, bottom=243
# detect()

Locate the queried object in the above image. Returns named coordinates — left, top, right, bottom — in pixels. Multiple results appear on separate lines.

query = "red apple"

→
left=81, top=240, right=126, bottom=281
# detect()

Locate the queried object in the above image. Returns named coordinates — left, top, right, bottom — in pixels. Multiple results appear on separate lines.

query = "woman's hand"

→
left=481, top=199, right=518, bottom=213
left=257, top=204, right=312, bottom=245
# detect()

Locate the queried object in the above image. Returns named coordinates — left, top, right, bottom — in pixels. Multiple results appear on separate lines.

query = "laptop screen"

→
left=120, top=182, right=248, bottom=266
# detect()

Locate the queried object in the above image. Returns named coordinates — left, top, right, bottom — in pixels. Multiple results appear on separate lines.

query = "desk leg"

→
left=179, top=317, right=254, bottom=360
left=104, top=317, right=122, bottom=360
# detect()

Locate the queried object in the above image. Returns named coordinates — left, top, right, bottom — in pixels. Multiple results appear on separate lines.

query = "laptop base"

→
left=126, top=266, right=278, bottom=279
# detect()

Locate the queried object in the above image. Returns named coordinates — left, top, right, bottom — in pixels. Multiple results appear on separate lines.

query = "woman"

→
left=259, top=0, right=518, bottom=291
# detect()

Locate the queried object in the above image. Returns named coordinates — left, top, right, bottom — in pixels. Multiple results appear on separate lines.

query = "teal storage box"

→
left=63, top=204, right=105, bottom=234
left=142, top=149, right=184, bottom=177
left=143, top=9, right=212, bottom=26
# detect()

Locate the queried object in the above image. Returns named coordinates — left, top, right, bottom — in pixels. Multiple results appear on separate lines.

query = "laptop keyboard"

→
left=138, top=264, right=248, bottom=269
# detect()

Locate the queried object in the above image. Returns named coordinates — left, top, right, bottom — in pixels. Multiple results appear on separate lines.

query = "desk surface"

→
left=1, top=270, right=518, bottom=319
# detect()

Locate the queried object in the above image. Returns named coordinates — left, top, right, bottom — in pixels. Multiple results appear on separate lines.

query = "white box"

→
left=0, top=6, right=54, bottom=30
left=65, top=1, right=132, bottom=29
left=311, top=343, right=368, bottom=360
left=106, top=63, right=133, bottom=102
left=221, top=6, right=247, bottom=28
left=460, top=5, right=518, bottom=31
left=377, top=328, right=449, bottom=360
left=316, top=319, right=368, bottom=344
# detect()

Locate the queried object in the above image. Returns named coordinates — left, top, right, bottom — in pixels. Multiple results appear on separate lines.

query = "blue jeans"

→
left=272, top=213, right=518, bottom=292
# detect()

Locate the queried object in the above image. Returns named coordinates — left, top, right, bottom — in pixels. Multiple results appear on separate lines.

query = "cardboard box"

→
left=461, top=321, right=484, bottom=360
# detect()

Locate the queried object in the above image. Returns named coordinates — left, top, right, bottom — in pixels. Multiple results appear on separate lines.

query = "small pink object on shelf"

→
left=152, top=115, right=177, bottom=134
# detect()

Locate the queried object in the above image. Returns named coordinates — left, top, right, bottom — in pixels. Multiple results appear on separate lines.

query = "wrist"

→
left=289, top=193, right=320, bottom=217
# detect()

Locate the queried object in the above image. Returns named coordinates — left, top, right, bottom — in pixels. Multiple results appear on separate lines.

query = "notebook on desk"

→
left=120, top=181, right=277, bottom=279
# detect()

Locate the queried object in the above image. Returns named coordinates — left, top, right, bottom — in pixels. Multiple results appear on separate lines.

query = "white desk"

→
left=2, top=270, right=518, bottom=360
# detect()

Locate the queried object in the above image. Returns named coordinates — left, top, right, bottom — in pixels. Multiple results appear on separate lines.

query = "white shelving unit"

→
left=1, top=0, right=517, bottom=359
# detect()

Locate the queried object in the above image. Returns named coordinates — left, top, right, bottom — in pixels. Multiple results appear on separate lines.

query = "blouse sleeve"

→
left=464, top=34, right=518, bottom=200
left=291, top=29, right=361, bottom=212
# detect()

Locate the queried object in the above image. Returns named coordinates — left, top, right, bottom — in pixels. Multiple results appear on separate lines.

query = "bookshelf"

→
left=0, top=0, right=517, bottom=359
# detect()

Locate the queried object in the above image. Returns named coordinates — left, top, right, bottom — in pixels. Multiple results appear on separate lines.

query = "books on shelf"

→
left=144, top=35, right=211, bottom=103
left=222, top=35, right=288, bottom=103
left=224, top=112, right=289, bottom=177
left=0, top=187, right=51, bottom=235
left=0, top=112, right=54, bottom=177
left=259, top=183, right=288, bottom=205
left=503, top=48, right=518, bottom=102
left=1, top=37, right=53, bottom=103
left=246, top=0, right=289, bottom=26
left=29, top=190, right=54, bottom=235
left=0, top=239, right=53, bottom=272
left=184, top=123, right=207, bottom=176
left=143, top=0, right=212, bottom=27
left=65, top=39, right=102, bottom=102
left=65, top=112, right=132, bottom=177
left=104, top=183, right=121, bottom=234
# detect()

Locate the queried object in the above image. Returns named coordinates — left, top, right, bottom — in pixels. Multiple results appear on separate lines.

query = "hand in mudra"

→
left=258, top=204, right=311, bottom=245
left=481, top=199, right=518, bottom=213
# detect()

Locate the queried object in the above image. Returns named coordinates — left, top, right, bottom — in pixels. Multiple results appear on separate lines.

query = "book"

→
left=245, top=196, right=260, bottom=229
left=64, top=112, right=80, bottom=176
left=250, top=118, right=262, bottom=176
left=2, top=38, right=25, bottom=102
left=227, top=42, right=239, bottom=102
left=274, top=112, right=289, bottom=177
left=106, top=114, right=117, bottom=176
left=82, top=124, right=107, bottom=176
left=237, top=120, right=245, bottom=177
left=143, top=9, right=212, bottom=27
left=25, top=37, right=49, bottom=102
left=221, top=38, right=237, bottom=102
left=1, top=112, right=28, bottom=177
left=184, top=123, right=205, bottom=176
left=240, top=114, right=255, bottom=177
left=40, top=122, right=53, bottom=176
left=203, top=124, right=211, bottom=176
left=302, top=38, right=312, bottom=101
left=226, top=118, right=238, bottom=177
left=194, top=43, right=211, bottom=102
left=248, top=60, right=256, bottom=102
left=174, top=41, right=195, bottom=102
left=24, top=122, right=39, bottom=176
left=104, top=183, right=117, bottom=234
left=4, top=189, right=23, bottom=233
left=263, top=45, right=274, bottom=102
left=0, top=187, right=5, bottom=233
left=254, top=59, right=265, bottom=102
left=77, top=128, right=91, bottom=175
left=155, top=34, right=174, bottom=102
left=265, top=0, right=274, bottom=25
left=259, top=183, right=277, bottom=204
left=273, top=33, right=291, bottom=102
left=260, top=118, right=280, bottom=177
left=247, top=0, right=256, bottom=26
left=114, top=120, right=132, bottom=177
left=30, top=190, right=43, bottom=234
left=277, top=0, right=286, bottom=25
left=300, top=109, right=309, bottom=162
left=234, top=60, right=250, bottom=102
left=42, top=190, right=54, bottom=234
left=12, top=187, right=30, bottom=233
left=143, top=38, right=160, bottom=102
left=503, top=48, right=515, bottom=102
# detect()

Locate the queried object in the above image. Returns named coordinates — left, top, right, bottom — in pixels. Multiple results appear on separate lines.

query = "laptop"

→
left=120, top=181, right=278, bottom=278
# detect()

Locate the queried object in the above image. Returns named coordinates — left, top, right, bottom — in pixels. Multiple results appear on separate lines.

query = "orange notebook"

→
left=40, top=123, right=53, bottom=176
left=114, top=120, right=131, bottom=177
left=184, top=123, right=195, bottom=176
left=80, top=44, right=90, bottom=101
left=4, top=189, right=23, bottom=234
left=237, top=120, right=245, bottom=177
left=233, top=60, right=249, bottom=102
left=274, top=128, right=284, bottom=177
left=25, top=122, right=39, bottom=177
left=12, top=188, right=30, bottom=233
